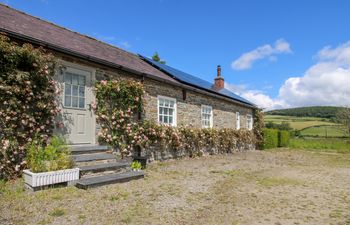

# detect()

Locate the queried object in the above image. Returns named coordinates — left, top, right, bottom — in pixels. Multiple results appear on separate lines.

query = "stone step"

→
left=72, top=153, right=116, bottom=163
left=70, top=145, right=109, bottom=155
left=75, top=171, right=144, bottom=189
left=79, top=162, right=130, bottom=175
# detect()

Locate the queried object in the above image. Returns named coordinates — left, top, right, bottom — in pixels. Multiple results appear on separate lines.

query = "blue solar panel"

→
left=140, top=55, right=255, bottom=107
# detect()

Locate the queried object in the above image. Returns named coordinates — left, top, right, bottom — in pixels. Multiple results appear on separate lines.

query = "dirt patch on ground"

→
left=1, top=149, right=350, bottom=225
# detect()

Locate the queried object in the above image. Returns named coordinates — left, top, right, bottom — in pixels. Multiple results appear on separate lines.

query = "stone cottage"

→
left=0, top=4, right=256, bottom=146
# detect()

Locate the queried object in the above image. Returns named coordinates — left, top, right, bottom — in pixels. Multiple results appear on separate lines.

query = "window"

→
left=247, top=114, right=253, bottom=130
left=201, top=105, right=213, bottom=128
left=158, top=96, right=176, bottom=126
left=64, top=72, right=86, bottom=109
left=236, top=112, right=240, bottom=130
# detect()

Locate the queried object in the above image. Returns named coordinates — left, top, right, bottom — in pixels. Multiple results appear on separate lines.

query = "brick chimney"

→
left=214, top=65, right=224, bottom=90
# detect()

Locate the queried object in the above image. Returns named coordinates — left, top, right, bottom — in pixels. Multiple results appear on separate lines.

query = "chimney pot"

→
left=217, top=65, right=221, bottom=77
left=214, top=65, right=224, bottom=90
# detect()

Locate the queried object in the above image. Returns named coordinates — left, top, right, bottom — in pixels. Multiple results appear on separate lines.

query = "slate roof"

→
left=140, top=56, right=256, bottom=107
left=0, top=4, right=255, bottom=108
left=0, top=4, right=177, bottom=84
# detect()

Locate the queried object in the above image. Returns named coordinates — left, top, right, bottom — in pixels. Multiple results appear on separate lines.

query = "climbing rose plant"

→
left=0, top=35, right=59, bottom=180
left=253, top=108, right=264, bottom=149
left=94, top=79, right=144, bottom=157
left=95, top=80, right=256, bottom=157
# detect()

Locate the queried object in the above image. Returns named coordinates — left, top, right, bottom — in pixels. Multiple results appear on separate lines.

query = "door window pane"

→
left=63, top=72, right=87, bottom=109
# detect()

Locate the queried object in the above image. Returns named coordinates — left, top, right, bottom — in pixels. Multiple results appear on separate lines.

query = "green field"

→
left=265, top=115, right=349, bottom=138
left=265, top=115, right=337, bottom=130
left=288, top=138, right=350, bottom=153
left=300, top=125, right=349, bottom=137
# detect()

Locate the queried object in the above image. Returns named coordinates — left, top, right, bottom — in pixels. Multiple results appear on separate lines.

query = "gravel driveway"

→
left=1, top=149, right=350, bottom=225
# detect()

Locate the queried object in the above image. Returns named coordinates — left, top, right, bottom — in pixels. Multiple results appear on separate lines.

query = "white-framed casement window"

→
left=157, top=96, right=177, bottom=126
left=247, top=114, right=253, bottom=130
left=236, top=112, right=240, bottom=130
left=201, top=105, right=213, bottom=128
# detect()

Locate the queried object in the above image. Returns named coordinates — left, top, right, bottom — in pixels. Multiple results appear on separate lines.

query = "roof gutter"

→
left=0, top=28, right=256, bottom=109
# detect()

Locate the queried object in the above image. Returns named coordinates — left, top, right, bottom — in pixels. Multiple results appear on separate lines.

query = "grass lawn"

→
left=1, top=150, right=350, bottom=225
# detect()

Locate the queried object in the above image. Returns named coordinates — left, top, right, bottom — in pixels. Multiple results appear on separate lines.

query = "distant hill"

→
left=266, top=106, right=345, bottom=119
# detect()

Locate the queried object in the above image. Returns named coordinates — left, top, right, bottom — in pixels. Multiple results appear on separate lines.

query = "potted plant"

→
left=133, top=146, right=147, bottom=169
left=23, top=136, right=79, bottom=191
left=131, top=161, right=142, bottom=171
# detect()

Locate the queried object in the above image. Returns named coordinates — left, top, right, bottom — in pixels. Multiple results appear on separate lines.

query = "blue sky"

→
left=2, top=0, right=350, bottom=109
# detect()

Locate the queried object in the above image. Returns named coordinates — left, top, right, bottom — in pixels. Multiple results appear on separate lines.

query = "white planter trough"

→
left=23, top=168, right=79, bottom=191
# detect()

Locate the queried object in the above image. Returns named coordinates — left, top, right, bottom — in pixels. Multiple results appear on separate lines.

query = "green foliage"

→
left=336, top=107, right=350, bottom=134
left=263, top=129, right=278, bottom=149
left=0, top=34, right=58, bottom=180
left=278, top=130, right=290, bottom=147
left=26, top=136, right=73, bottom=173
left=266, top=106, right=344, bottom=119
left=152, top=52, right=166, bottom=64
left=131, top=161, right=142, bottom=170
left=265, top=121, right=292, bottom=131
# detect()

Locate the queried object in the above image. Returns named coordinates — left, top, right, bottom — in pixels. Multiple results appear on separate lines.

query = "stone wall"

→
left=55, top=54, right=255, bottom=145
left=144, top=141, right=256, bottom=162
left=143, top=79, right=253, bottom=129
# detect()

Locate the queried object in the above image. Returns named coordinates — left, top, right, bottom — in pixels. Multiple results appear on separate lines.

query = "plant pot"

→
left=23, top=168, right=79, bottom=190
left=133, top=156, right=147, bottom=169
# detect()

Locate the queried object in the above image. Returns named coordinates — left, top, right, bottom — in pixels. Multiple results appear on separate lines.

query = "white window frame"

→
left=247, top=114, right=253, bottom=130
left=157, top=95, right=177, bottom=126
left=201, top=105, right=213, bottom=128
left=63, top=69, right=88, bottom=110
left=236, top=112, right=240, bottom=130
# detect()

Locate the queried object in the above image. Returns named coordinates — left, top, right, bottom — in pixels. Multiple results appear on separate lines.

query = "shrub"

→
left=278, top=130, right=290, bottom=147
left=26, top=136, right=73, bottom=173
left=0, top=34, right=59, bottom=179
left=263, top=129, right=278, bottom=149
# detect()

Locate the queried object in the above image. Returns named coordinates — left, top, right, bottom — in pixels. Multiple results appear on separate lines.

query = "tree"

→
left=336, top=107, right=350, bottom=134
left=152, top=52, right=166, bottom=64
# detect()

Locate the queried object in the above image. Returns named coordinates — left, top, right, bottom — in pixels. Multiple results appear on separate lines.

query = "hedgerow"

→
left=278, top=130, right=290, bottom=147
left=263, top=129, right=279, bottom=149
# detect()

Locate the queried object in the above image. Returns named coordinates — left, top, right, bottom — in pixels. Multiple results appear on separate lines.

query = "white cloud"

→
left=228, top=41, right=350, bottom=110
left=225, top=82, right=285, bottom=110
left=232, top=39, right=292, bottom=70
left=278, top=41, right=350, bottom=107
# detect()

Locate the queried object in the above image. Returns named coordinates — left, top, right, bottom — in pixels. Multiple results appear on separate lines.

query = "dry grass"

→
left=1, top=149, right=350, bottom=225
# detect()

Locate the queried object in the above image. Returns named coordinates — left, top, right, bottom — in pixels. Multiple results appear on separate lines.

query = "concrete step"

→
left=79, top=162, right=130, bottom=175
left=70, top=145, right=109, bottom=155
left=75, top=171, right=144, bottom=189
left=72, top=153, right=116, bottom=163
